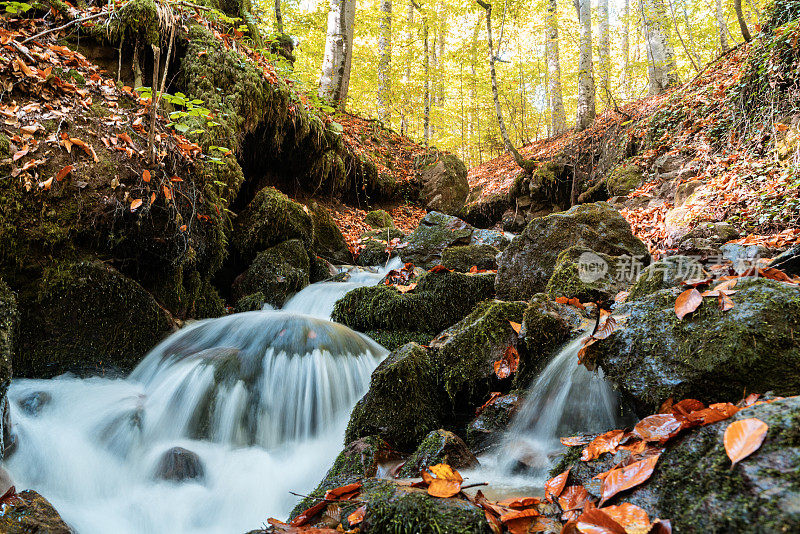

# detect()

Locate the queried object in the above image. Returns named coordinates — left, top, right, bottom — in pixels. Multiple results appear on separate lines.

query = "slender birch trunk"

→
left=623, top=0, right=630, bottom=99
left=639, top=0, right=679, bottom=95
left=716, top=0, right=730, bottom=52
left=378, top=0, right=392, bottom=121
left=734, top=0, right=752, bottom=42
left=598, top=0, right=611, bottom=107
left=574, top=0, right=596, bottom=130
left=546, top=0, right=567, bottom=134
left=319, top=0, right=356, bottom=109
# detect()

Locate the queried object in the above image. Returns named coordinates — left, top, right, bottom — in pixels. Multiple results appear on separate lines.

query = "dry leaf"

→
left=599, top=454, right=660, bottom=505
left=130, top=198, right=143, bottom=212
left=509, top=321, right=522, bottom=334
left=143, top=170, right=151, bottom=182
left=675, top=288, right=703, bottom=319
left=56, top=165, right=73, bottom=181
left=724, top=418, right=768, bottom=467
left=347, top=505, right=366, bottom=526
left=425, top=464, right=462, bottom=498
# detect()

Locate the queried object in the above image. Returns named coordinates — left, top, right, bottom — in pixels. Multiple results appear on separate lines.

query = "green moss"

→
left=331, top=271, right=495, bottom=335
left=232, top=239, right=309, bottom=307
left=345, top=343, right=442, bottom=450
left=396, top=429, right=477, bottom=478
left=606, top=162, right=643, bottom=196
left=401, top=211, right=474, bottom=269
left=364, top=329, right=432, bottom=351
left=233, top=187, right=313, bottom=260
left=310, top=201, right=351, bottom=264
left=549, top=442, right=583, bottom=479
left=545, top=246, right=626, bottom=306
left=0, top=490, right=71, bottom=533
left=356, top=228, right=404, bottom=266
left=365, top=210, right=395, bottom=229
left=108, top=0, right=162, bottom=45
left=440, top=244, right=498, bottom=272
left=517, top=295, right=576, bottom=387
left=628, top=256, right=705, bottom=300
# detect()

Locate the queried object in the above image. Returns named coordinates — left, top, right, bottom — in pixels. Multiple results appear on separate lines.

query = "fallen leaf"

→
left=675, top=288, right=703, bottom=319
left=425, top=464, right=462, bottom=498
left=347, top=505, right=365, bottom=526
left=493, top=346, right=520, bottom=379
left=724, top=418, right=768, bottom=467
left=509, top=321, right=522, bottom=334
left=633, top=414, right=682, bottom=443
left=561, top=435, right=593, bottom=447
left=574, top=508, right=626, bottom=534
left=545, top=468, right=570, bottom=501
left=56, top=165, right=73, bottom=181
left=38, top=177, right=54, bottom=190
left=130, top=198, right=143, bottom=212
left=718, top=292, right=735, bottom=311
left=497, top=496, right=540, bottom=509
left=143, top=169, right=151, bottom=182
left=558, top=485, right=593, bottom=512
left=582, top=429, right=626, bottom=461
left=599, top=454, right=660, bottom=505
left=601, top=503, right=651, bottom=534
left=163, top=185, right=172, bottom=200
left=429, top=264, right=450, bottom=273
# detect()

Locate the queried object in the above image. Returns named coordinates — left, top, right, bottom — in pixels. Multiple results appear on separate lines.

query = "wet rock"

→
left=398, top=429, right=478, bottom=477
left=18, top=391, right=51, bottom=416
left=345, top=343, right=442, bottom=450
left=458, top=191, right=510, bottom=229
left=0, top=489, right=72, bottom=533
left=591, top=278, right=800, bottom=414
left=466, top=392, right=523, bottom=450
left=154, top=447, right=205, bottom=483
left=364, top=209, right=395, bottom=229
left=676, top=222, right=740, bottom=260
left=356, top=228, right=405, bottom=267
left=770, top=244, right=800, bottom=277
left=628, top=255, right=706, bottom=300
left=16, top=261, right=173, bottom=378
left=429, top=300, right=527, bottom=406
left=400, top=212, right=474, bottom=269
left=232, top=187, right=313, bottom=263
left=440, top=244, right=498, bottom=272
left=288, top=436, right=398, bottom=519
left=545, top=246, right=632, bottom=307
left=606, top=161, right=644, bottom=197
left=234, top=292, right=268, bottom=312
left=416, top=150, right=469, bottom=215
left=309, top=201, right=352, bottom=265
left=720, top=244, right=770, bottom=271
left=362, top=330, right=432, bottom=351
left=232, top=239, right=310, bottom=307
left=496, top=202, right=648, bottom=301
left=470, top=228, right=511, bottom=250
left=308, top=254, right=339, bottom=283
left=560, top=396, right=800, bottom=533
left=332, top=270, right=495, bottom=336
left=0, top=280, right=16, bottom=450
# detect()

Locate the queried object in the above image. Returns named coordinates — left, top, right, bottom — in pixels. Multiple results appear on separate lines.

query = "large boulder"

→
left=364, top=209, right=395, bottom=229
left=470, top=228, right=511, bottom=250
left=231, top=239, right=310, bottom=307
left=0, top=489, right=72, bottom=533
left=356, top=228, right=405, bottom=267
left=232, top=187, right=313, bottom=262
left=397, top=429, right=478, bottom=478
left=400, top=212, right=473, bottom=269
left=440, top=244, right=498, bottom=272
left=562, top=396, right=800, bottom=533
left=628, top=255, right=706, bottom=300
left=309, top=202, right=352, bottom=264
left=154, top=446, right=205, bottom=483
left=545, top=246, right=631, bottom=306
left=591, top=278, right=800, bottom=414
left=466, top=392, right=523, bottom=450
left=332, top=270, right=495, bottom=336
left=345, top=343, right=442, bottom=450
left=416, top=151, right=469, bottom=215
left=495, top=202, right=649, bottom=301
left=16, top=261, right=174, bottom=378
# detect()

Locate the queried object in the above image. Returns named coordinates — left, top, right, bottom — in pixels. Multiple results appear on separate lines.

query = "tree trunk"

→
left=598, top=0, right=611, bottom=107
left=275, top=0, right=284, bottom=33
left=623, top=0, right=630, bottom=98
left=639, top=0, right=679, bottom=95
left=400, top=1, right=414, bottom=135
left=574, top=0, right=595, bottom=130
left=319, top=0, right=356, bottom=109
left=378, top=0, right=392, bottom=121
left=423, top=14, right=430, bottom=146
left=546, top=0, right=567, bottom=134
left=716, top=0, right=729, bottom=52
left=477, top=1, right=532, bottom=171
left=734, top=0, right=752, bottom=42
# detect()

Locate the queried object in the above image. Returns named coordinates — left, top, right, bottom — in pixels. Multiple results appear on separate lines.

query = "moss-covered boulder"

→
left=416, top=150, right=470, bottom=215
left=332, top=270, right=495, bottom=336
left=400, top=212, right=474, bottom=269
left=606, top=161, right=644, bottom=196
left=345, top=343, right=442, bottom=450
left=289, top=436, right=397, bottom=519
left=429, top=300, right=526, bottom=405
left=628, top=255, right=706, bottom=300
left=365, top=209, right=395, bottom=229
left=356, top=228, right=405, bottom=267
left=397, top=429, right=478, bottom=478
left=441, top=244, right=498, bottom=272
left=0, top=280, right=17, bottom=454
left=496, top=202, right=649, bottom=301
left=590, top=278, right=800, bottom=414
left=0, top=489, right=71, bottom=534
left=16, top=261, right=173, bottom=378
left=545, top=246, right=630, bottom=306
left=560, top=396, right=800, bottom=533
left=362, top=329, right=432, bottom=351
left=470, top=228, right=511, bottom=250
left=309, top=202, right=352, bottom=264
left=231, top=239, right=309, bottom=307
left=232, top=187, right=313, bottom=262
left=466, top=392, right=522, bottom=450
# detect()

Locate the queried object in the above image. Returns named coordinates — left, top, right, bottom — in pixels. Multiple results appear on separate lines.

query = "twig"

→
left=460, top=482, right=489, bottom=490
left=288, top=491, right=367, bottom=505
left=22, top=11, right=109, bottom=44
left=170, top=0, right=212, bottom=11
left=10, top=40, right=35, bottom=63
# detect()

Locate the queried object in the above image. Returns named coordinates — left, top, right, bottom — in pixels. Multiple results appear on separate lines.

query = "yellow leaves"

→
left=724, top=418, right=768, bottom=467
left=422, top=463, right=462, bottom=498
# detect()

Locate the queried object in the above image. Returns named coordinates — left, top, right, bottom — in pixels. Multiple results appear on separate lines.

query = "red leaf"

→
left=545, top=468, right=570, bottom=501
left=493, top=346, right=520, bottom=379
left=724, top=418, right=768, bottom=466
left=582, top=429, right=626, bottom=461
left=56, top=164, right=73, bottom=181
left=558, top=485, right=593, bottom=512
left=143, top=169, right=151, bottom=182
left=429, top=264, right=450, bottom=273
left=675, top=288, right=703, bottom=319
left=574, top=508, right=626, bottom=534
left=633, top=414, right=682, bottom=443
left=347, top=505, right=366, bottom=526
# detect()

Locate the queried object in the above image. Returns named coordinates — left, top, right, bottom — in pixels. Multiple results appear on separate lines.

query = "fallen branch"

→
left=22, top=11, right=110, bottom=44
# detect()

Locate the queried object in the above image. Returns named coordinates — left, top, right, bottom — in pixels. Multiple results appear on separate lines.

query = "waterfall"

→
left=2, top=266, right=394, bottom=534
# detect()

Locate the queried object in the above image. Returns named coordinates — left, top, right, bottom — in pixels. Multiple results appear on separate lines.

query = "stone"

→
left=466, top=393, right=523, bottom=451
left=440, top=244, right=499, bottom=272
left=154, top=446, right=205, bottom=482
left=416, top=151, right=469, bottom=215
left=770, top=244, right=800, bottom=277
left=397, top=430, right=479, bottom=478
left=628, top=256, right=706, bottom=300
left=0, top=489, right=72, bottom=533
left=309, top=201, right=352, bottom=264
left=606, top=162, right=644, bottom=197
left=231, top=239, right=310, bottom=307
left=545, top=247, right=632, bottom=307
left=356, top=228, right=405, bottom=267
left=0, top=280, right=15, bottom=449
left=400, top=212, right=474, bottom=269
left=470, top=229, right=511, bottom=250
left=364, top=209, right=395, bottom=229
left=496, top=202, right=648, bottom=301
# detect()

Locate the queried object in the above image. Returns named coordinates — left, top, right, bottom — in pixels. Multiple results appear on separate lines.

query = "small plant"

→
left=1, top=1, right=32, bottom=13
left=135, top=88, right=218, bottom=135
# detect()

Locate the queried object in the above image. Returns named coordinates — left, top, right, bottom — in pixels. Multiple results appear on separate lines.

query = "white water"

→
left=3, top=266, right=395, bottom=533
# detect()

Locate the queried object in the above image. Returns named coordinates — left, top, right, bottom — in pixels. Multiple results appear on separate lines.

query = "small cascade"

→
left=499, top=335, right=622, bottom=478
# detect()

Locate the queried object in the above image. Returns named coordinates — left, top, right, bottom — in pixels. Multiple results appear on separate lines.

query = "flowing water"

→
left=2, top=263, right=398, bottom=534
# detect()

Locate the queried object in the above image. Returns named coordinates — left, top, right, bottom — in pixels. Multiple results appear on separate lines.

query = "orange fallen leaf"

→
left=724, top=418, right=768, bottom=467
left=130, top=198, right=142, bottom=212
left=633, top=414, right=682, bottom=443
left=718, top=292, right=735, bottom=311
left=601, top=503, right=652, bottom=533
left=143, top=170, right=151, bottom=182
left=545, top=468, right=570, bottom=501
left=56, top=165, right=73, bottom=181
left=347, top=505, right=365, bottom=526
left=582, top=429, right=626, bottom=461
left=424, top=464, right=462, bottom=498
left=599, top=454, right=660, bottom=505
left=558, top=485, right=593, bottom=512
left=575, top=508, right=626, bottom=534
left=509, top=321, right=522, bottom=334
left=675, top=288, right=703, bottom=319
left=429, top=264, right=451, bottom=273
left=163, top=185, right=173, bottom=200
left=493, top=346, right=520, bottom=379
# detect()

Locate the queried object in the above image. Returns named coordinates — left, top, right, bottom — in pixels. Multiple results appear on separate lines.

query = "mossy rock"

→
left=470, top=228, right=511, bottom=250
left=309, top=254, right=337, bottom=283
left=416, top=150, right=469, bottom=215
left=496, top=202, right=649, bottom=301
left=356, top=228, right=404, bottom=267
left=310, top=202, right=352, bottom=264
left=560, top=396, right=800, bottom=532
left=231, top=239, right=309, bottom=307
left=0, top=280, right=16, bottom=454
left=331, top=271, right=495, bottom=335
left=289, top=436, right=397, bottom=519
left=233, top=188, right=313, bottom=262
left=629, top=255, right=706, bottom=300
left=365, top=209, right=395, bottom=229
left=400, top=212, right=474, bottom=269
left=363, top=329, right=432, bottom=351
left=397, top=429, right=478, bottom=478
left=108, top=0, right=162, bottom=46
left=345, top=343, right=442, bottom=450
left=770, top=244, right=800, bottom=277
left=0, top=489, right=71, bottom=534
left=234, top=292, right=267, bottom=312
left=430, top=300, right=527, bottom=405
left=591, top=278, right=800, bottom=414
left=15, top=261, right=174, bottom=378
left=466, top=392, right=523, bottom=451
left=606, top=162, right=644, bottom=196
left=545, top=246, right=631, bottom=307
left=441, top=244, right=498, bottom=272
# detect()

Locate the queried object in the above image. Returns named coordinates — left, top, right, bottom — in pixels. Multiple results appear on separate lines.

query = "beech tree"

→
left=319, top=0, right=357, bottom=108
left=378, top=0, right=392, bottom=120
left=639, top=0, right=679, bottom=94
left=574, top=0, right=595, bottom=130
left=546, top=0, right=566, bottom=134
